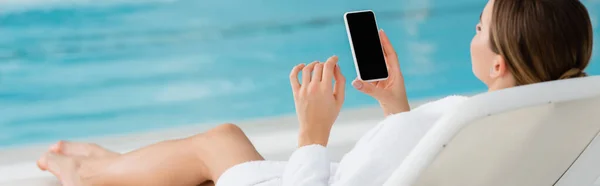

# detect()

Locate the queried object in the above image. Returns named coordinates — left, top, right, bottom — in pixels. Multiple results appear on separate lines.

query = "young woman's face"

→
left=470, top=0, right=497, bottom=86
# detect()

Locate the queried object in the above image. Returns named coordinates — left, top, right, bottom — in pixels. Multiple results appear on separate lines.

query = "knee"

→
left=191, top=123, right=244, bottom=142
left=211, top=123, right=243, bottom=135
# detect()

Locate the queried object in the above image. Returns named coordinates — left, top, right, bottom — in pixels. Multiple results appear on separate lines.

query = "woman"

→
left=37, top=0, right=592, bottom=185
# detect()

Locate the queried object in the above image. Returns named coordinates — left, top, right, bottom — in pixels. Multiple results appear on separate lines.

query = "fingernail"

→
left=352, top=80, right=362, bottom=89
left=328, top=55, right=337, bottom=61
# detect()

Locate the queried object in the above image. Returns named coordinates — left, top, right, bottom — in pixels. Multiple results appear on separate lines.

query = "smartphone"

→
left=344, top=10, right=389, bottom=82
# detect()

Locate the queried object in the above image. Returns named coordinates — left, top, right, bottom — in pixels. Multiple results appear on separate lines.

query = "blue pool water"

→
left=1, top=0, right=599, bottom=147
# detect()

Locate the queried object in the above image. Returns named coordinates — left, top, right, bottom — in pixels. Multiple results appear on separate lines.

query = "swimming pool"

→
left=1, top=0, right=599, bottom=147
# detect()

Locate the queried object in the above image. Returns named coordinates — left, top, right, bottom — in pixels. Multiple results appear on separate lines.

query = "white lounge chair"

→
left=384, top=76, right=600, bottom=186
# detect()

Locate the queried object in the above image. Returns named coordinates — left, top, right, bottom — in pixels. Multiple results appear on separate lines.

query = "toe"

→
left=37, top=156, right=47, bottom=171
left=39, top=141, right=63, bottom=171
left=50, top=141, right=61, bottom=153
left=45, top=152, right=63, bottom=179
left=56, top=141, right=88, bottom=157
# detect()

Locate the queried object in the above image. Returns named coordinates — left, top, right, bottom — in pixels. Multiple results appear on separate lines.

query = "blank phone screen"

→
left=346, top=11, right=388, bottom=81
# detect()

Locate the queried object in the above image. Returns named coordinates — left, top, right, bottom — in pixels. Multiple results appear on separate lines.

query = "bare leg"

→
left=40, top=124, right=263, bottom=186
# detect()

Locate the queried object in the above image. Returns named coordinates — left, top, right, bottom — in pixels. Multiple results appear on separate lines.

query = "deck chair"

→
left=383, top=76, right=600, bottom=186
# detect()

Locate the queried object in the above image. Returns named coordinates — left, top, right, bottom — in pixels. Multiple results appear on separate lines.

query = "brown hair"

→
left=489, top=0, right=593, bottom=85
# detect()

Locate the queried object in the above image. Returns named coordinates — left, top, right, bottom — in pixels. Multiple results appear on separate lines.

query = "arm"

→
left=283, top=56, right=346, bottom=186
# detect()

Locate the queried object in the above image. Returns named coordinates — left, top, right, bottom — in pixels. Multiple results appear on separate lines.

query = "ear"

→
left=490, top=55, right=508, bottom=78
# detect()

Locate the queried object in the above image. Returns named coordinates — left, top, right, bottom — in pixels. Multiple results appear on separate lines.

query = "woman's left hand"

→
left=351, top=30, right=410, bottom=116
left=290, top=56, right=346, bottom=147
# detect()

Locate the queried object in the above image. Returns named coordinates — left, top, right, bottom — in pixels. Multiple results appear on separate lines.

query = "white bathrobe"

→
left=217, top=96, right=468, bottom=186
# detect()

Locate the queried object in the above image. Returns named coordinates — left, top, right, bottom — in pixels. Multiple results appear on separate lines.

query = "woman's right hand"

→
left=290, top=56, right=345, bottom=147
left=351, top=30, right=410, bottom=116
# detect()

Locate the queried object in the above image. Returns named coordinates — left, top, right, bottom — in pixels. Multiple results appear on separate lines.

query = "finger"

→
left=380, top=30, right=400, bottom=70
left=352, top=79, right=381, bottom=97
left=380, top=29, right=397, bottom=58
left=289, top=63, right=305, bottom=93
left=302, top=62, right=318, bottom=86
left=322, top=55, right=338, bottom=85
left=312, top=63, right=323, bottom=82
left=334, top=64, right=346, bottom=104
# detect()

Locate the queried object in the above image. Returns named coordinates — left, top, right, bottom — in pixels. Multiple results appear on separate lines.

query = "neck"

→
left=487, top=76, right=517, bottom=92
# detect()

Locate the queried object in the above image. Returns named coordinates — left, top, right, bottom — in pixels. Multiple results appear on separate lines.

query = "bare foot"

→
left=38, top=141, right=119, bottom=171
left=44, top=152, right=87, bottom=186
